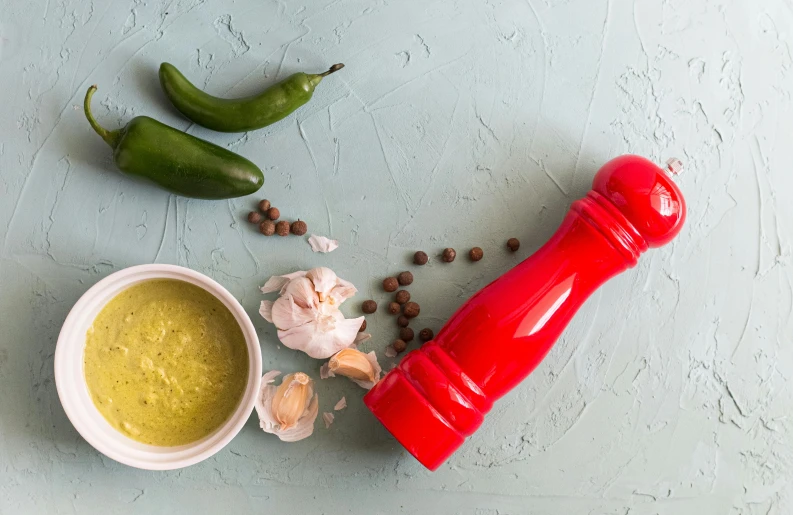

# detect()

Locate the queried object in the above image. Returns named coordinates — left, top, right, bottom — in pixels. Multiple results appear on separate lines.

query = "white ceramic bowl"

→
left=54, top=264, right=262, bottom=470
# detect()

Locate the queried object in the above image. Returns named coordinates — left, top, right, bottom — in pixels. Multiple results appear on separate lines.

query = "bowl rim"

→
left=54, top=264, right=262, bottom=470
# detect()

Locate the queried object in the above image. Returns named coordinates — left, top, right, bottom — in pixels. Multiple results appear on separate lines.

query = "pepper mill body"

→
left=364, top=155, right=687, bottom=471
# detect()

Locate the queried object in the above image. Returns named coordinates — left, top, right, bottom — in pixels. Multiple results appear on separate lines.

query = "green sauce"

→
left=84, top=279, right=249, bottom=446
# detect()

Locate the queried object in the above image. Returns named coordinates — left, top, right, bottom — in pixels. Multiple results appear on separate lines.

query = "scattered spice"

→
left=383, top=277, right=399, bottom=292
left=419, top=328, right=434, bottom=342
left=359, top=320, right=367, bottom=332
left=248, top=211, right=262, bottom=224
left=413, top=251, right=428, bottom=265
left=403, top=301, right=420, bottom=318
left=291, top=220, right=308, bottom=236
left=267, top=207, right=281, bottom=220
left=442, top=248, right=456, bottom=262
left=397, top=316, right=410, bottom=328
left=507, top=238, right=520, bottom=252
left=469, top=247, right=484, bottom=262
left=275, top=220, right=290, bottom=236
left=258, top=199, right=271, bottom=212
left=397, top=271, right=413, bottom=286
left=259, top=220, right=276, bottom=236
left=387, top=302, right=401, bottom=315
left=395, top=290, right=410, bottom=304
left=361, top=300, right=377, bottom=314
left=399, top=327, right=414, bottom=342
left=393, top=339, right=407, bottom=353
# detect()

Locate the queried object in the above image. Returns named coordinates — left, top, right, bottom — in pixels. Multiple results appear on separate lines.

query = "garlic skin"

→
left=260, top=268, right=364, bottom=359
left=308, top=234, right=339, bottom=253
left=321, top=348, right=382, bottom=390
left=255, top=371, right=319, bottom=442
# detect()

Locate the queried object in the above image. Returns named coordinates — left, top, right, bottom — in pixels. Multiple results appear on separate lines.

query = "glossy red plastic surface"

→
left=364, top=155, right=687, bottom=471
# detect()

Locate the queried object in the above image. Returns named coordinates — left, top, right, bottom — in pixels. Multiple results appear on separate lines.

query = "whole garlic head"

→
left=260, top=267, right=364, bottom=359
left=255, top=371, right=318, bottom=442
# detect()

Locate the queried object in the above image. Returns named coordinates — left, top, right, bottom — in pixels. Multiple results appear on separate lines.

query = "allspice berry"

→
left=248, top=211, right=263, bottom=224
left=258, top=199, right=271, bottom=212
left=275, top=220, right=290, bottom=236
left=399, top=327, right=414, bottom=342
left=267, top=207, right=280, bottom=220
left=393, top=339, right=407, bottom=353
left=361, top=300, right=377, bottom=314
left=290, top=220, right=308, bottom=236
left=383, top=277, right=399, bottom=292
left=259, top=220, right=276, bottom=236
left=397, top=316, right=410, bottom=328
left=413, top=251, right=429, bottom=265
left=397, top=271, right=413, bottom=286
left=387, top=302, right=401, bottom=315
left=507, top=238, right=520, bottom=252
left=419, top=328, right=434, bottom=342
left=403, top=301, right=420, bottom=318
left=359, top=320, right=367, bottom=332
left=395, top=290, right=410, bottom=304
left=469, top=247, right=484, bottom=262
left=442, top=248, right=456, bottom=262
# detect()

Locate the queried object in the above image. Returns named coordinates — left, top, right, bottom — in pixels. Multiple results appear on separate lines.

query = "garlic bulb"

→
left=260, top=267, right=364, bottom=359
left=255, top=371, right=318, bottom=442
left=320, top=348, right=382, bottom=390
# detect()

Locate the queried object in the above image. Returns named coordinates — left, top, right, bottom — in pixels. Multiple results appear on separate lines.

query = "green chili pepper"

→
left=84, top=85, right=264, bottom=200
left=158, top=63, right=345, bottom=133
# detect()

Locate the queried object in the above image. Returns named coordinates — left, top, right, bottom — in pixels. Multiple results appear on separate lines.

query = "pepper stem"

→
left=84, top=85, right=121, bottom=148
left=319, top=63, right=344, bottom=77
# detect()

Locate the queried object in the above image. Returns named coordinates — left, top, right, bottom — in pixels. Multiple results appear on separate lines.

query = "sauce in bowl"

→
left=83, top=279, right=249, bottom=446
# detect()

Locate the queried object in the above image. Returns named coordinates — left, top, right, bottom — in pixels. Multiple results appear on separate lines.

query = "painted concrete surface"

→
left=1, top=0, right=792, bottom=513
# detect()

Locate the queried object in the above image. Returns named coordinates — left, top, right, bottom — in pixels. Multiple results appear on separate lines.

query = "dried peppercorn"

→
left=469, top=247, right=484, bottom=261
left=258, top=199, right=271, bottom=212
left=403, top=301, right=420, bottom=318
left=387, top=302, right=401, bottom=315
left=397, top=316, right=410, bottom=328
left=383, top=277, right=399, bottom=292
left=395, top=290, right=410, bottom=304
left=259, top=220, right=276, bottom=236
left=359, top=320, right=367, bottom=332
left=507, top=238, right=520, bottom=252
left=419, top=328, right=434, bottom=342
left=399, top=327, right=414, bottom=342
left=361, top=300, right=377, bottom=314
left=248, top=211, right=263, bottom=224
left=267, top=207, right=280, bottom=220
left=393, top=339, right=407, bottom=353
left=413, top=251, right=428, bottom=265
left=291, top=220, right=307, bottom=236
left=442, top=248, right=456, bottom=262
left=275, top=220, right=290, bottom=236
left=397, top=271, right=413, bottom=286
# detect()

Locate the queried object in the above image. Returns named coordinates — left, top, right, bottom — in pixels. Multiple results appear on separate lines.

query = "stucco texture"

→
left=1, top=0, right=792, bottom=513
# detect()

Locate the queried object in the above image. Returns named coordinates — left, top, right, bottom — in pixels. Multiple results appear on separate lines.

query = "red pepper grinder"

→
left=364, top=154, right=686, bottom=471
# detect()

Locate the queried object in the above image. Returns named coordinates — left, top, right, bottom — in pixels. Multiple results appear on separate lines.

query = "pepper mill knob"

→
left=591, top=154, right=686, bottom=248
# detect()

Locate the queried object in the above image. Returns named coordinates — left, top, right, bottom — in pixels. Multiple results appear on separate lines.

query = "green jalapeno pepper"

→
left=158, top=63, right=344, bottom=133
left=84, top=85, right=264, bottom=200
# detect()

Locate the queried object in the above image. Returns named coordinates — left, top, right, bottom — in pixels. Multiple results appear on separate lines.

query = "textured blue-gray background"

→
left=2, top=0, right=792, bottom=513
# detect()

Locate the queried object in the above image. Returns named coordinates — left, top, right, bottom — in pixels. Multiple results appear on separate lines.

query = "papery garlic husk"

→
left=255, top=371, right=319, bottom=442
left=259, top=267, right=364, bottom=359
left=323, top=348, right=382, bottom=390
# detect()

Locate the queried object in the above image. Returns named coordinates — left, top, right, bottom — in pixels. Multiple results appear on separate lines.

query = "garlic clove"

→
left=259, top=300, right=274, bottom=323
left=326, top=348, right=382, bottom=390
left=255, top=371, right=319, bottom=442
left=306, top=267, right=338, bottom=300
left=281, top=277, right=320, bottom=310
left=260, top=271, right=308, bottom=294
left=271, top=372, right=314, bottom=429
